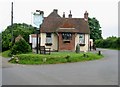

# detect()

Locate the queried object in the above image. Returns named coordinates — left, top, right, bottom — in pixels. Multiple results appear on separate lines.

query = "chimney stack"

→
left=68, top=10, right=72, bottom=18
left=84, top=11, right=88, bottom=21
left=53, top=9, right=58, bottom=14
left=63, top=12, right=65, bottom=18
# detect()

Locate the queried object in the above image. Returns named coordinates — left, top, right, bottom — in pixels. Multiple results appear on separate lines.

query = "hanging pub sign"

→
left=33, top=11, right=44, bottom=29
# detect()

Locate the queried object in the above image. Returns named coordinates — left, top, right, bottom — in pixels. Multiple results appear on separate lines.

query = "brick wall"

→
left=58, top=33, right=75, bottom=51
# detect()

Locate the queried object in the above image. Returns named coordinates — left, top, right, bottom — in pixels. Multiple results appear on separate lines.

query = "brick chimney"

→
left=53, top=9, right=58, bottom=14
left=68, top=10, right=72, bottom=18
left=84, top=11, right=88, bottom=21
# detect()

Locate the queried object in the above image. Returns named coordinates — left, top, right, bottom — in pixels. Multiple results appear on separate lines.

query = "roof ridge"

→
left=47, top=11, right=61, bottom=18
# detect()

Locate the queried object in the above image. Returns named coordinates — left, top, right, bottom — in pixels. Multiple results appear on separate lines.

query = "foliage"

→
left=94, top=36, right=120, bottom=50
left=1, top=50, right=11, bottom=58
left=1, top=23, right=36, bottom=51
left=0, top=33, right=2, bottom=52
left=10, top=39, right=32, bottom=55
left=88, top=17, right=102, bottom=42
left=9, top=52, right=103, bottom=64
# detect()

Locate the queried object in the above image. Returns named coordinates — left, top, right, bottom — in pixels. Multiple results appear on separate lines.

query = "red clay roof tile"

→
left=40, top=11, right=90, bottom=34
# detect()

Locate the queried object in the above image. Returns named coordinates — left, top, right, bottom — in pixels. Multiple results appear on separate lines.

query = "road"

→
left=2, top=48, right=118, bottom=85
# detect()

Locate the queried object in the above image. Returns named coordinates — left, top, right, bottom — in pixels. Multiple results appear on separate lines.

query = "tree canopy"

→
left=94, top=36, right=120, bottom=49
left=2, top=23, right=36, bottom=51
left=88, top=17, right=102, bottom=42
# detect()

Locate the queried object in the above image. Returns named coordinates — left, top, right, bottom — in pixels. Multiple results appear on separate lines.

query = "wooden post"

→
left=98, top=51, right=101, bottom=55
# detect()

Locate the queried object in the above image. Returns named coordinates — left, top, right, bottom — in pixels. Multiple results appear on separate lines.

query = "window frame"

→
left=45, top=33, right=52, bottom=46
left=62, top=33, right=72, bottom=41
left=79, top=34, right=85, bottom=46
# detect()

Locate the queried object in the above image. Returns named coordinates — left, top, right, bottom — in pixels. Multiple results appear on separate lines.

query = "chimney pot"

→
left=84, top=11, right=89, bottom=21
left=68, top=10, right=72, bottom=18
left=63, top=12, right=65, bottom=18
left=53, top=9, right=58, bottom=14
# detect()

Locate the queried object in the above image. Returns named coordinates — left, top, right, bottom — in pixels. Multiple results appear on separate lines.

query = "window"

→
left=46, top=33, right=52, bottom=44
left=62, top=33, right=72, bottom=40
left=79, top=34, right=85, bottom=44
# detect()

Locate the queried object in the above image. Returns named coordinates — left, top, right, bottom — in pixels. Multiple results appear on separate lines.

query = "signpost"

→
left=33, top=10, right=44, bottom=54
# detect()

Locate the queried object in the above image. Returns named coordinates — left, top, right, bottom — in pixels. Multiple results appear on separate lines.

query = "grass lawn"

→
left=9, top=51, right=103, bottom=65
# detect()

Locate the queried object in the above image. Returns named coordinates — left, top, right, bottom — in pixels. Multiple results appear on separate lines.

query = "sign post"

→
left=33, top=10, right=44, bottom=54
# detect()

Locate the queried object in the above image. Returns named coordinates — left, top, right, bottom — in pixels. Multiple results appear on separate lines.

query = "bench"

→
left=40, top=46, right=51, bottom=55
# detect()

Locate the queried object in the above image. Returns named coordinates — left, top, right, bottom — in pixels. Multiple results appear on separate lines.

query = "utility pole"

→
left=11, top=2, right=13, bottom=42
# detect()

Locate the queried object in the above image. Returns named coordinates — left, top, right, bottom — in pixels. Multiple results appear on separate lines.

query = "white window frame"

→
left=46, top=33, right=52, bottom=43
left=79, top=34, right=85, bottom=44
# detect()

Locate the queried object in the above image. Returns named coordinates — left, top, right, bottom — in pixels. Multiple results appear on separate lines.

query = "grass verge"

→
left=1, top=50, right=11, bottom=58
left=9, top=52, right=103, bottom=65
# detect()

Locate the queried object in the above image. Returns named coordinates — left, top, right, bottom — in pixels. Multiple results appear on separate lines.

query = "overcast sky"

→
left=0, top=0, right=118, bottom=39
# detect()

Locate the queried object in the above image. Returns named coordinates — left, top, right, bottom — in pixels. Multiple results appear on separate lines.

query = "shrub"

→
left=95, top=36, right=120, bottom=50
left=11, top=39, right=31, bottom=55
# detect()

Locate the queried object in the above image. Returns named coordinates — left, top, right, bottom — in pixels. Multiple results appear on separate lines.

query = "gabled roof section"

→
left=47, top=9, right=61, bottom=18
left=40, top=10, right=90, bottom=34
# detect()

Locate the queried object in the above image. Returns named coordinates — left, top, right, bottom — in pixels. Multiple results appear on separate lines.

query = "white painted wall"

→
left=40, top=33, right=58, bottom=51
left=29, top=35, right=39, bottom=48
left=30, top=33, right=89, bottom=51
left=75, top=34, right=89, bottom=52
left=40, top=33, right=46, bottom=46
left=89, top=39, right=93, bottom=46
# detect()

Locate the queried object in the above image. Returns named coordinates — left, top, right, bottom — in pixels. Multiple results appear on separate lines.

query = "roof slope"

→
left=40, top=10, right=90, bottom=34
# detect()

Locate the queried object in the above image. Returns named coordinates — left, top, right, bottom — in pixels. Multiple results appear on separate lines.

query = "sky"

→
left=0, top=0, right=119, bottom=39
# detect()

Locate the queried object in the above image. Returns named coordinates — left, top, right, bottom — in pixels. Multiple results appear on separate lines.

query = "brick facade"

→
left=58, top=33, right=75, bottom=51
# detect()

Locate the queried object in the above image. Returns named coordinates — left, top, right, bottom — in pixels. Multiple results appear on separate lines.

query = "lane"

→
left=2, top=48, right=118, bottom=85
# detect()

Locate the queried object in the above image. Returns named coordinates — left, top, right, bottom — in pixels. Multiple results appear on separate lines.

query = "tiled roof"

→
left=40, top=10, right=90, bottom=34
left=47, top=11, right=61, bottom=18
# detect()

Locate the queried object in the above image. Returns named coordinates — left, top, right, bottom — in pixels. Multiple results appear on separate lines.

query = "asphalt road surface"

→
left=2, top=48, right=118, bottom=85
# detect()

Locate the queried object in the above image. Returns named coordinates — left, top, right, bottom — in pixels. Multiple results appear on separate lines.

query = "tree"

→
left=11, top=38, right=31, bottom=55
left=1, top=23, right=36, bottom=51
left=88, top=17, right=102, bottom=42
left=94, top=36, right=120, bottom=49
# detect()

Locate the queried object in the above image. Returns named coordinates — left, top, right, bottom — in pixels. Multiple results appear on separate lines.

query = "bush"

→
left=11, top=39, right=31, bottom=55
left=95, top=36, right=120, bottom=50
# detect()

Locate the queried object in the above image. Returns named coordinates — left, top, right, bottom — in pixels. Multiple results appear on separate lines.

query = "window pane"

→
left=46, top=38, right=52, bottom=43
left=79, top=34, right=85, bottom=44
left=62, top=33, right=72, bottom=40
left=46, top=33, right=51, bottom=37
left=46, top=33, right=52, bottom=43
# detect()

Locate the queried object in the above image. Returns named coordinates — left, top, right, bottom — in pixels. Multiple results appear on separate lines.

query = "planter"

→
left=45, top=43, right=52, bottom=46
left=79, top=44, right=85, bottom=46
